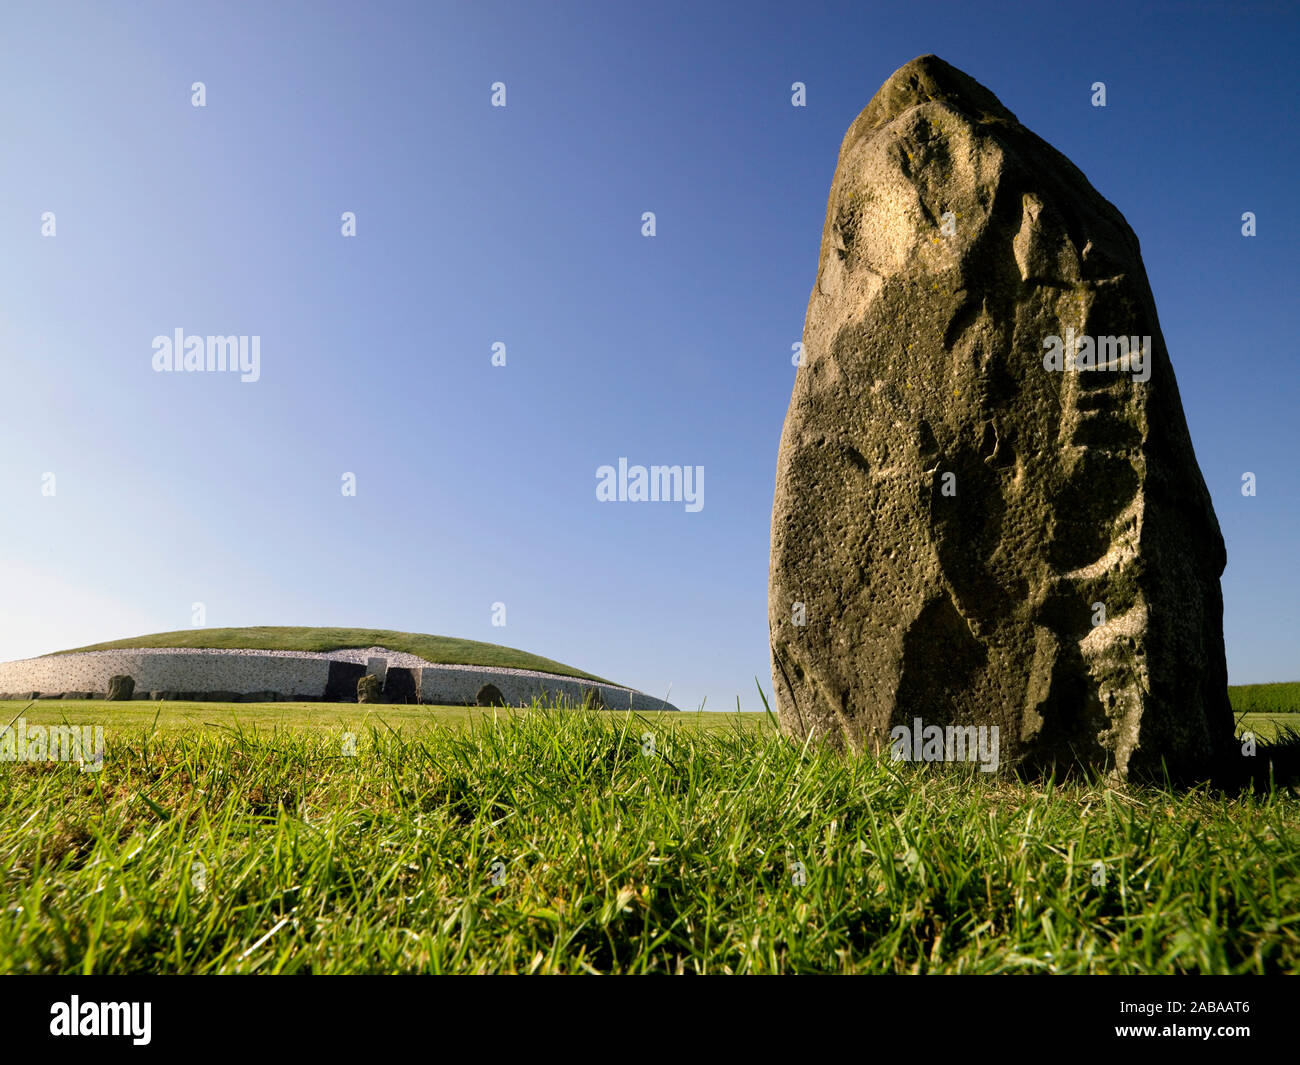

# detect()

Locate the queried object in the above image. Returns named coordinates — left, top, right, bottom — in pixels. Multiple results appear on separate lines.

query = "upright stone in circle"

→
left=768, top=55, right=1233, bottom=780
left=106, top=675, right=135, bottom=702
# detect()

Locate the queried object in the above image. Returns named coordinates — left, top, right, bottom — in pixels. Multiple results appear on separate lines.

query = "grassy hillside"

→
left=1230, top=681, right=1300, bottom=714
left=54, top=626, right=610, bottom=684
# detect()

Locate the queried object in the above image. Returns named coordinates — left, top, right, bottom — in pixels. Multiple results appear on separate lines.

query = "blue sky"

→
left=1, top=0, right=1295, bottom=709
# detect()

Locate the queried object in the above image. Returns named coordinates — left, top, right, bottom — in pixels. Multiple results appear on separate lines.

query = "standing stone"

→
left=769, top=55, right=1233, bottom=781
left=106, top=675, right=135, bottom=702
left=357, top=674, right=382, bottom=703
left=366, top=657, right=388, bottom=686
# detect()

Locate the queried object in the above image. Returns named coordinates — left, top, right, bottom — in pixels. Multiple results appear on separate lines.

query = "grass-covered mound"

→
left=2, top=706, right=1297, bottom=973
left=55, top=626, right=609, bottom=683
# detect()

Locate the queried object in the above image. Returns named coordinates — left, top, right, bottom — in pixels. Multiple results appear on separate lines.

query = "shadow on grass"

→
left=1007, top=723, right=1300, bottom=793
left=1213, top=721, right=1300, bottom=793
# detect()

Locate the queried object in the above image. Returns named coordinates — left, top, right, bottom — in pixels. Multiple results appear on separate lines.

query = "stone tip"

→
left=858, top=53, right=1019, bottom=134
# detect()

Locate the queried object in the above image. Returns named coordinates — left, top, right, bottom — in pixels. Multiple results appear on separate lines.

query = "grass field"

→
left=0, top=698, right=1292, bottom=740
left=54, top=626, right=610, bottom=683
left=1, top=698, right=1297, bottom=974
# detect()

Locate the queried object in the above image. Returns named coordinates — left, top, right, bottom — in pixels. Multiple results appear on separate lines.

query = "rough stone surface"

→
left=475, top=683, right=506, bottom=707
left=106, top=675, right=135, bottom=702
left=769, top=55, right=1233, bottom=781
left=357, top=675, right=382, bottom=703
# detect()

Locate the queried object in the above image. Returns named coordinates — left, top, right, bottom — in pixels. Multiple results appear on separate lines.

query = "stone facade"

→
left=0, top=646, right=677, bottom=711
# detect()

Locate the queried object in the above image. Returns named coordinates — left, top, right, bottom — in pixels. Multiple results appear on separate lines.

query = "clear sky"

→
left=1, top=1, right=1295, bottom=709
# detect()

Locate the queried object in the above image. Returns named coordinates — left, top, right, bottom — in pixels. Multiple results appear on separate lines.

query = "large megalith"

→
left=769, top=55, right=1233, bottom=781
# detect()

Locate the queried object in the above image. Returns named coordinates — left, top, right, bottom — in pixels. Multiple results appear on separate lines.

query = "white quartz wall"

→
left=0, top=651, right=329, bottom=696
left=412, top=665, right=673, bottom=711
left=0, top=648, right=677, bottom=711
